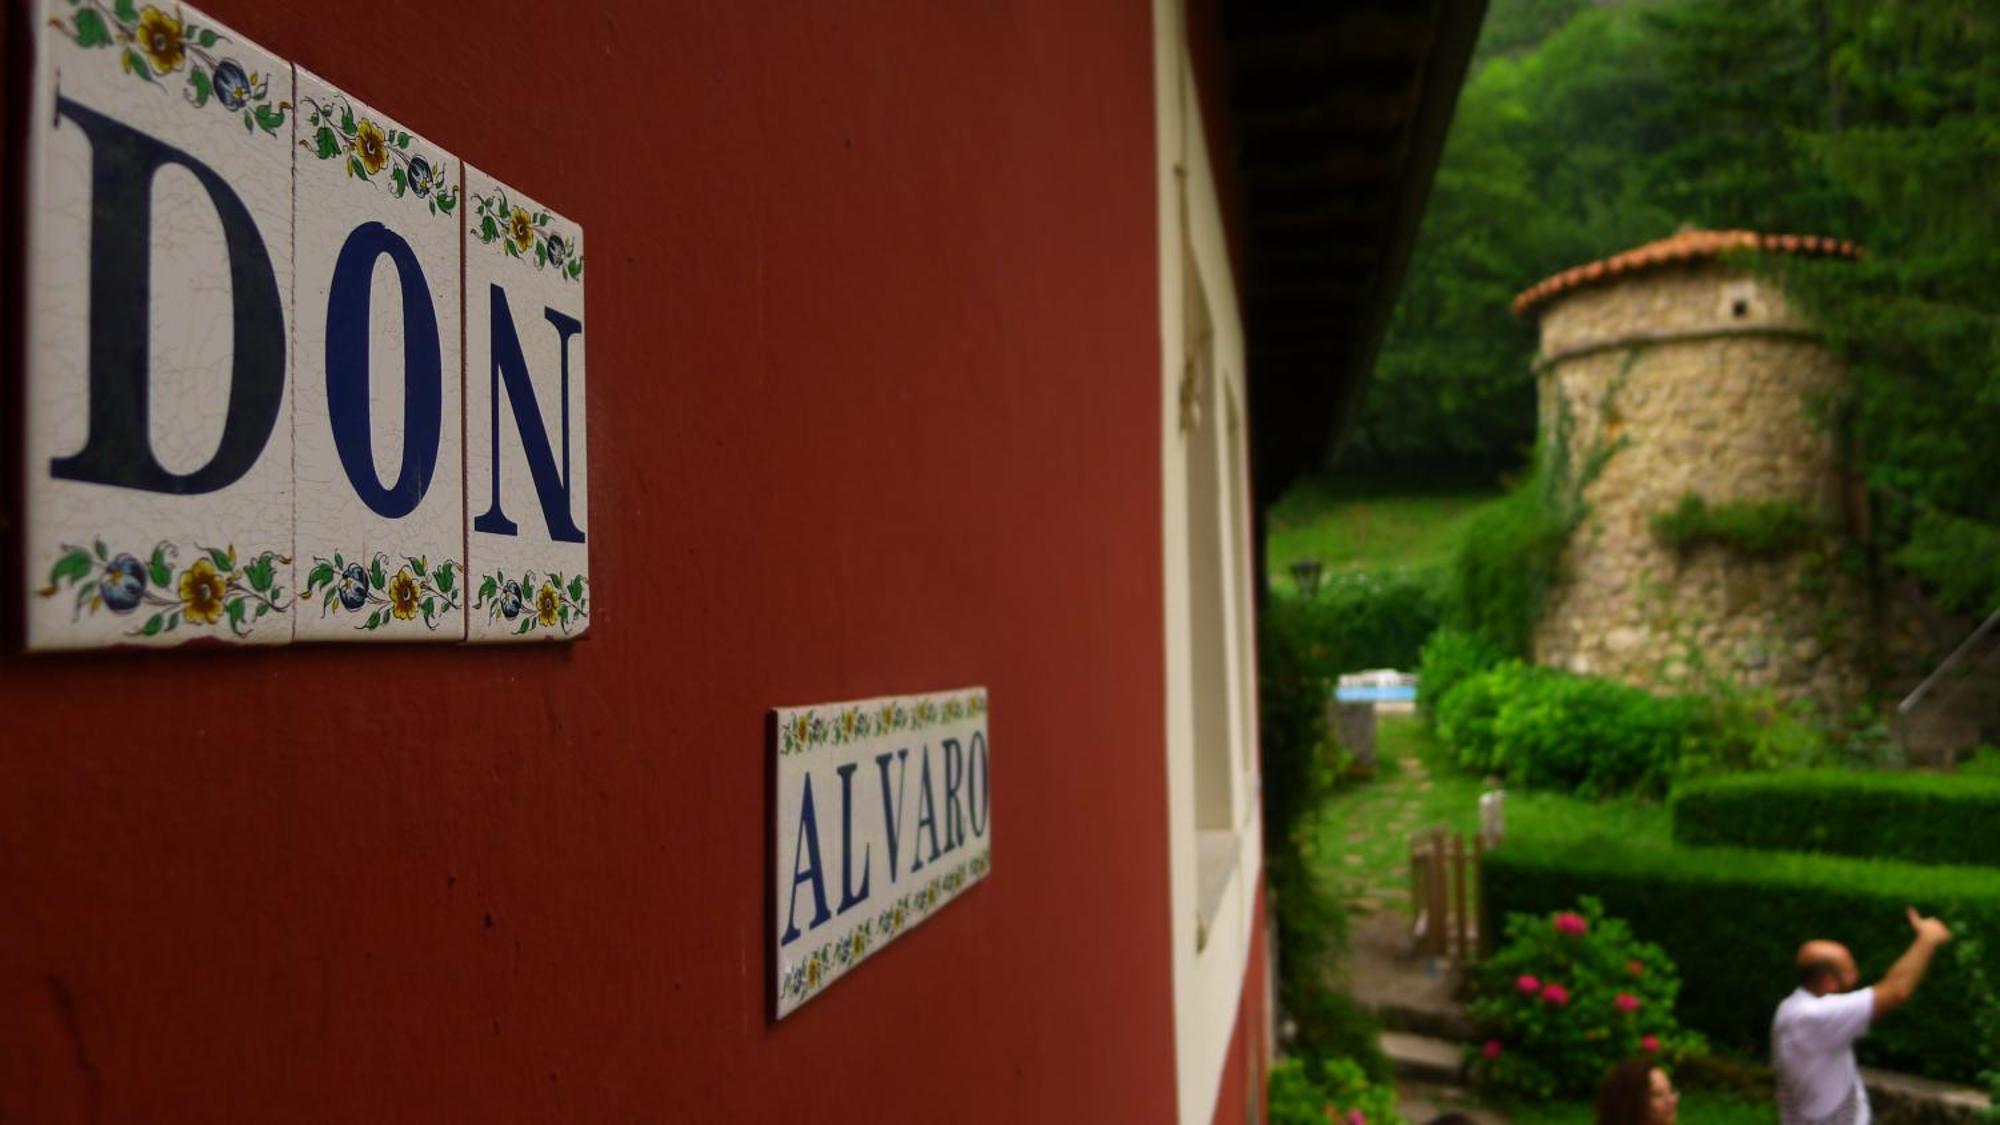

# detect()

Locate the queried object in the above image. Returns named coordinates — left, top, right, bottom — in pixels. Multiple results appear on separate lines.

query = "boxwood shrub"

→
left=1673, top=771, right=2000, bottom=867
left=1482, top=835, right=2000, bottom=1083
left=1271, top=567, right=1441, bottom=681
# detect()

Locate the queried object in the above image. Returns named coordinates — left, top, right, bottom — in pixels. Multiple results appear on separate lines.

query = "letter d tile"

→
left=25, top=2, right=296, bottom=650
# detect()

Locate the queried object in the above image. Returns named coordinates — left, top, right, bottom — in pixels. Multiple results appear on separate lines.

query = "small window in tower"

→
left=1732, top=298, right=1750, bottom=318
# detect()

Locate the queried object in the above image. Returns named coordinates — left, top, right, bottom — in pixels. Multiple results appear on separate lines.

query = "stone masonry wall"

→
left=1531, top=263, right=1869, bottom=709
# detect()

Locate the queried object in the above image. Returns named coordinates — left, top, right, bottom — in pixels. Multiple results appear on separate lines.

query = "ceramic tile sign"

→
left=292, top=70, right=466, bottom=641
left=462, top=165, right=590, bottom=642
left=772, top=687, right=992, bottom=1018
left=26, top=1, right=296, bottom=650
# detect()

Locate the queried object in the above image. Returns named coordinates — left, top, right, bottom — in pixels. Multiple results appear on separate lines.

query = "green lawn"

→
left=1309, top=716, right=1672, bottom=912
left=1266, top=477, right=1499, bottom=588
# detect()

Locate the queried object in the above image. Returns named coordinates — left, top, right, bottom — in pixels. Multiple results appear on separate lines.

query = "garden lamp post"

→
left=1289, top=559, right=1323, bottom=599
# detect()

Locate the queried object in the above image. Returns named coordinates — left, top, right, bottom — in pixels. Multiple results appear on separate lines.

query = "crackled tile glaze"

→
left=292, top=69, right=466, bottom=642
left=462, top=165, right=590, bottom=643
left=26, top=0, right=296, bottom=649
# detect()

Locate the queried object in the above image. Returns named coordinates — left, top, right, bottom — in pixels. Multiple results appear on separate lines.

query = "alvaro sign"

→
left=772, top=687, right=992, bottom=1018
left=23, top=0, right=589, bottom=650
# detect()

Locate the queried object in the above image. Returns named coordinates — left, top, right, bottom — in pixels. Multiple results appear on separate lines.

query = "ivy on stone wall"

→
left=1649, top=494, right=1817, bottom=560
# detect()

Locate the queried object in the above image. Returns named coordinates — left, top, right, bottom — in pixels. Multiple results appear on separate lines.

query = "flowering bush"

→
left=1467, top=897, right=1702, bottom=1099
left=1268, top=1056, right=1406, bottom=1125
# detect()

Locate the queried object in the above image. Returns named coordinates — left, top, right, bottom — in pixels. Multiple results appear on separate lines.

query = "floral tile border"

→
left=777, top=845, right=991, bottom=1009
left=38, top=539, right=289, bottom=638
left=778, top=689, right=989, bottom=756
left=50, top=1, right=290, bottom=136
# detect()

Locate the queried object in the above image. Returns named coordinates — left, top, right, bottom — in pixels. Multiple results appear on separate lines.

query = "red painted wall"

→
left=0, top=2, right=1198, bottom=1119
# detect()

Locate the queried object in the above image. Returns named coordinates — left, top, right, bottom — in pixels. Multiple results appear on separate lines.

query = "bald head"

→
left=1797, top=940, right=1858, bottom=994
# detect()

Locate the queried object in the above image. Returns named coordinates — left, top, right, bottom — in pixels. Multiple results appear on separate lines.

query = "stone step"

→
left=1861, top=1066, right=1993, bottom=1124
left=1381, top=1030, right=1465, bottom=1085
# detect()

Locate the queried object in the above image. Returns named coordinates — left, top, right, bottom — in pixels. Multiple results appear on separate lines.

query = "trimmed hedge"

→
left=1673, top=771, right=2000, bottom=867
left=1483, top=835, right=2000, bottom=1083
left=1269, top=568, right=1441, bottom=681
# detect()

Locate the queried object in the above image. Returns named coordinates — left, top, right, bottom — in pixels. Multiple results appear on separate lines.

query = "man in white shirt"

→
left=1772, top=907, right=1954, bottom=1125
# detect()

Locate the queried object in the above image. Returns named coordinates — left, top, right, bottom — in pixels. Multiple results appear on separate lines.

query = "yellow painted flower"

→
left=792, top=714, right=810, bottom=746
left=178, top=558, right=228, bottom=624
left=353, top=118, right=390, bottom=175
left=508, top=207, right=535, bottom=253
left=806, top=959, right=821, bottom=988
left=135, top=6, right=185, bottom=74
left=388, top=569, right=421, bottom=620
left=535, top=582, right=561, bottom=627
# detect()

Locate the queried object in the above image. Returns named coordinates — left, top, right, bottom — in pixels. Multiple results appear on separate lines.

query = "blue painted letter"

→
left=325, top=222, right=442, bottom=517
left=835, top=762, right=871, bottom=913
left=780, top=774, right=831, bottom=946
left=874, top=749, right=909, bottom=881
left=474, top=285, right=586, bottom=542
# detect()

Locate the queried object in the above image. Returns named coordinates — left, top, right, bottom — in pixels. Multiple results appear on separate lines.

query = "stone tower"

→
left=1512, top=230, right=1868, bottom=708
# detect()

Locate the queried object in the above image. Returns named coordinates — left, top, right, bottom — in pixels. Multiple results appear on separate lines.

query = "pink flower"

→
left=1641, top=1034, right=1662, bottom=1053
left=1347, top=1111, right=1367, bottom=1125
left=1515, top=974, right=1541, bottom=995
left=1627, top=959, right=1645, bottom=977
left=1540, top=982, right=1570, bottom=1007
left=1615, top=992, right=1641, bottom=1014
left=1482, top=1039, right=1503, bottom=1060
left=1554, top=911, right=1589, bottom=936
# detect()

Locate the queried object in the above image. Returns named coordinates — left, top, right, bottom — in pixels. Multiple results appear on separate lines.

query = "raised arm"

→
left=1873, top=907, right=1953, bottom=1018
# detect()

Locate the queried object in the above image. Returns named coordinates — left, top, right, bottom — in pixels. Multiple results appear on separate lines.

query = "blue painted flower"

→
left=99, top=554, right=147, bottom=614
left=544, top=233, right=568, bottom=267
left=406, top=155, right=435, bottom=197
left=212, top=60, right=251, bottom=110
left=337, top=563, right=369, bottom=611
left=500, top=580, right=523, bottom=619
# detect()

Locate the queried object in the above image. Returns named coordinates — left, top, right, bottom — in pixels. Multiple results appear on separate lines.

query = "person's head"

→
left=1796, top=939, right=1860, bottom=995
left=1594, top=1055, right=1678, bottom=1125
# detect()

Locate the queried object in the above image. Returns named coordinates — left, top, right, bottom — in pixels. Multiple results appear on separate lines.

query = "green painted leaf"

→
left=243, top=110, right=254, bottom=133
left=141, top=613, right=164, bottom=637
left=391, top=165, right=406, bottom=197
left=422, top=597, right=435, bottom=618
left=46, top=547, right=94, bottom=591
left=477, top=576, right=497, bottom=602
left=197, top=28, right=218, bottom=48
left=365, top=610, right=381, bottom=629
left=480, top=216, right=498, bottom=243
left=256, top=603, right=270, bottom=618
left=149, top=546, right=172, bottom=588
left=535, top=211, right=549, bottom=224
left=370, top=558, right=386, bottom=590
left=534, top=242, right=547, bottom=266
left=412, top=556, right=428, bottom=578
left=396, top=131, right=410, bottom=148
left=516, top=619, right=533, bottom=635
left=568, top=259, right=582, bottom=279
left=73, top=9, right=113, bottom=47
left=94, top=538, right=107, bottom=560
left=247, top=557, right=273, bottom=593
left=187, top=67, right=211, bottom=108
left=227, top=599, right=247, bottom=627
left=114, top=0, right=139, bottom=23
left=568, top=575, right=584, bottom=602
left=334, top=553, right=346, bottom=570
left=165, top=613, right=179, bottom=631
left=207, top=547, right=230, bottom=572
left=314, top=126, right=339, bottom=159
left=559, top=606, right=569, bottom=627
left=121, top=49, right=151, bottom=82
left=308, top=562, right=334, bottom=592
left=255, top=104, right=286, bottom=134
left=437, top=565, right=455, bottom=594
left=437, top=193, right=457, bottom=214
left=340, top=106, right=356, bottom=134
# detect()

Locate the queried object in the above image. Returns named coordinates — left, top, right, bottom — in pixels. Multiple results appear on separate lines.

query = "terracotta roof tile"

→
left=1511, top=229, right=1864, bottom=318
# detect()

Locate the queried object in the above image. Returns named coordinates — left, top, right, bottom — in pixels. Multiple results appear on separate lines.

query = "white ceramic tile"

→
left=772, top=688, right=993, bottom=1018
left=291, top=69, right=466, bottom=642
left=25, top=1, right=295, bottom=650
left=462, top=166, right=590, bottom=642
